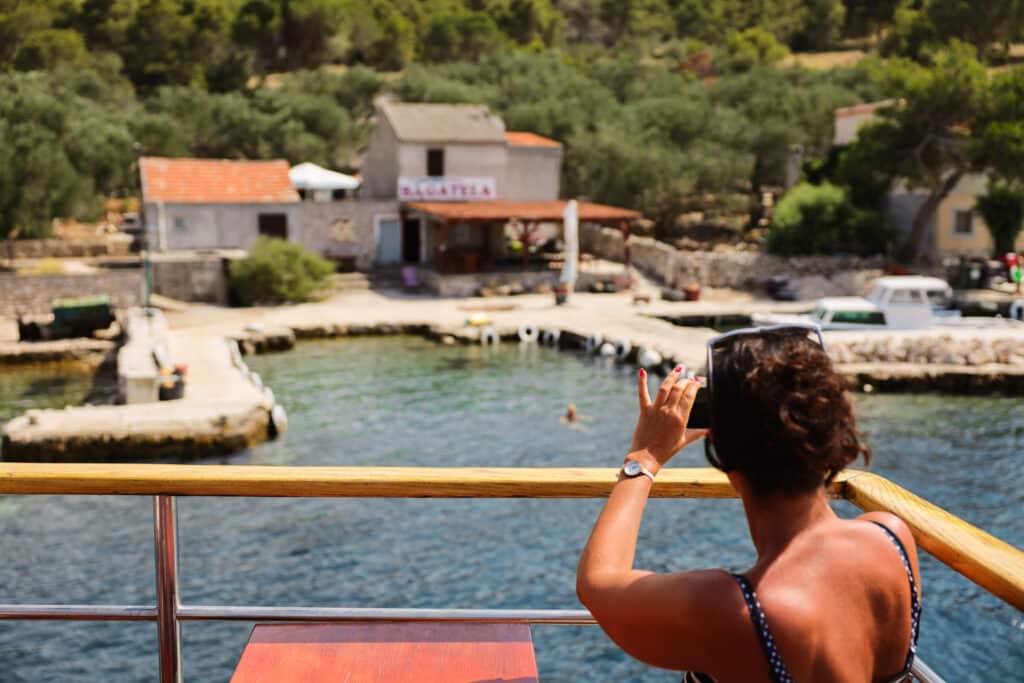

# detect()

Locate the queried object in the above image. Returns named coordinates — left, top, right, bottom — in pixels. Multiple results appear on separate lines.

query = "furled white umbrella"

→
left=289, top=162, right=360, bottom=191
left=559, top=199, right=579, bottom=291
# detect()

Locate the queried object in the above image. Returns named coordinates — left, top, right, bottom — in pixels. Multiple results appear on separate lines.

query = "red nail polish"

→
left=674, top=365, right=683, bottom=373
left=639, top=368, right=646, bottom=378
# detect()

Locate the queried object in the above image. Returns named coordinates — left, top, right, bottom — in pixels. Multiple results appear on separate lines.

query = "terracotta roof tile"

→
left=505, top=132, right=562, bottom=148
left=405, top=200, right=640, bottom=223
left=140, top=157, right=299, bottom=204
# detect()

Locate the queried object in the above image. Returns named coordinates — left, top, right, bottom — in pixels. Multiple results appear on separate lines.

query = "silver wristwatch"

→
left=621, top=459, right=656, bottom=482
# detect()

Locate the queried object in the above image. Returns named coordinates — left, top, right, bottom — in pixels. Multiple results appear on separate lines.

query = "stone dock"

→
left=3, top=288, right=1023, bottom=461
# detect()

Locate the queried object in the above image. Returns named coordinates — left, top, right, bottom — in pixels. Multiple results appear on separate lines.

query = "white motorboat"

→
left=752, top=276, right=1024, bottom=330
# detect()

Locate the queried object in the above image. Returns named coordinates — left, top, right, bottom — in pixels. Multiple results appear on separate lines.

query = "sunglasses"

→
left=703, top=323, right=827, bottom=471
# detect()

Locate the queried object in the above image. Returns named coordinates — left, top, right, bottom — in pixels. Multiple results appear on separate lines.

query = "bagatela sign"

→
left=398, top=176, right=497, bottom=201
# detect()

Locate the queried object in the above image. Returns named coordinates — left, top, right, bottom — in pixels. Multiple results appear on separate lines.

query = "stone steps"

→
left=331, top=273, right=372, bottom=290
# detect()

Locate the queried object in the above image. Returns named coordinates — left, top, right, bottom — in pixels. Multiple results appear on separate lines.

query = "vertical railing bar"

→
left=153, top=495, right=182, bottom=683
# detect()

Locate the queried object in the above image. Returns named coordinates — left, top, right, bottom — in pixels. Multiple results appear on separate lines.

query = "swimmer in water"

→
left=561, top=403, right=592, bottom=426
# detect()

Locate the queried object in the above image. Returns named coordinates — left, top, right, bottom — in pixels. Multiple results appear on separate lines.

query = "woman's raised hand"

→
left=630, top=366, right=707, bottom=466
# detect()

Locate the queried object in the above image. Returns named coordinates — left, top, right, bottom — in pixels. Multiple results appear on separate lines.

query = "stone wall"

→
left=152, top=256, right=230, bottom=305
left=2, top=236, right=133, bottom=259
left=299, top=199, right=400, bottom=270
left=829, top=335, right=1024, bottom=366
left=581, top=224, right=885, bottom=297
left=0, top=271, right=143, bottom=316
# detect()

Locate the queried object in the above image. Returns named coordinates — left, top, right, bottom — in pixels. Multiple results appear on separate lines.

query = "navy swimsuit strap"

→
left=868, top=521, right=922, bottom=676
left=730, top=573, right=794, bottom=683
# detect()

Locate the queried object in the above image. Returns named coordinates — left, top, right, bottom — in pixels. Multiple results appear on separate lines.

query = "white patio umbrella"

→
left=289, top=162, right=360, bottom=192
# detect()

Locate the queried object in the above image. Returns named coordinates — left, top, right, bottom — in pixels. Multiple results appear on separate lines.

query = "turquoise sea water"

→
left=0, top=337, right=1021, bottom=681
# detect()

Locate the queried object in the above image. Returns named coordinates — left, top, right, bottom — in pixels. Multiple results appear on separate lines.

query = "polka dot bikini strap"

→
left=868, top=521, right=922, bottom=677
left=730, top=573, right=794, bottom=683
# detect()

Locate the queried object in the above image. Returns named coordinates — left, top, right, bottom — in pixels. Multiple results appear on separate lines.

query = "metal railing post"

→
left=153, top=495, right=182, bottom=683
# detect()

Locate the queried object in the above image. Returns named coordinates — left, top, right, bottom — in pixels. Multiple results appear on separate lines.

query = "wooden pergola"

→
left=403, top=200, right=641, bottom=272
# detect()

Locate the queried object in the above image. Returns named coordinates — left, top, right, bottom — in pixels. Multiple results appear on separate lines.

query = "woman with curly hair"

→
left=577, top=325, right=921, bottom=682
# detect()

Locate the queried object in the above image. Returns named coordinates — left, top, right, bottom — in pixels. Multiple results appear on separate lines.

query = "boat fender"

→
left=540, top=329, right=561, bottom=346
left=518, top=323, right=539, bottom=343
left=1010, top=300, right=1024, bottom=321
left=480, top=327, right=500, bottom=345
left=599, top=342, right=617, bottom=357
left=614, top=339, right=632, bottom=361
left=637, top=347, right=663, bottom=368
left=228, top=340, right=244, bottom=368
left=269, top=403, right=288, bottom=437
left=584, top=333, right=603, bottom=354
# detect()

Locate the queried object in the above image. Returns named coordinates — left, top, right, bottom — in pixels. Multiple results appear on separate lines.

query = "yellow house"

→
left=834, top=103, right=1024, bottom=258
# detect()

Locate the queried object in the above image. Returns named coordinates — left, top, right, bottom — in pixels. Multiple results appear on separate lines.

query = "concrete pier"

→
left=2, top=329, right=272, bottom=462
left=4, top=287, right=1024, bottom=461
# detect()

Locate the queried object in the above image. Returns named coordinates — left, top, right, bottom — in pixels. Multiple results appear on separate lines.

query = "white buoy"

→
left=614, top=338, right=632, bottom=361
left=584, top=333, right=603, bottom=354
left=480, top=327, right=500, bottom=345
left=518, top=323, right=539, bottom=343
left=540, top=329, right=561, bottom=346
left=599, top=342, right=616, bottom=357
left=1010, top=300, right=1024, bottom=321
left=270, top=403, right=288, bottom=436
left=637, top=347, right=663, bottom=368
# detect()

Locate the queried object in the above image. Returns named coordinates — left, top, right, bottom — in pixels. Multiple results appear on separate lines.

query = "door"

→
left=376, top=218, right=401, bottom=264
left=258, top=213, right=288, bottom=240
left=402, top=218, right=421, bottom=263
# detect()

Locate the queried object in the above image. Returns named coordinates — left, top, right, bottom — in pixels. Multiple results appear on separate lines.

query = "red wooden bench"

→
left=231, top=622, right=540, bottom=682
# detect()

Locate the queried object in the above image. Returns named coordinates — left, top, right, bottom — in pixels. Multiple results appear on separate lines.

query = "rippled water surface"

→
left=0, top=337, right=1021, bottom=682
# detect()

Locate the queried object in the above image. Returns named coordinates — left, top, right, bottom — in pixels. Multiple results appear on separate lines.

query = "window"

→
left=172, top=217, right=187, bottom=231
left=258, top=213, right=288, bottom=240
left=427, top=148, right=445, bottom=177
left=953, top=209, right=974, bottom=235
left=831, top=311, right=886, bottom=325
left=889, top=289, right=925, bottom=304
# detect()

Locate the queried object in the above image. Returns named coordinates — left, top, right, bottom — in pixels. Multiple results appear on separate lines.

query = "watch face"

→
left=624, top=461, right=642, bottom=476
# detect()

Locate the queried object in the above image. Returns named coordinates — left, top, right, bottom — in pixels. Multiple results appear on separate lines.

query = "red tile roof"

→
left=405, top=200, right=640, bottom=223
left=504, top=132, right=562, bottom=148
left=139, top=157, right=299, bottom=203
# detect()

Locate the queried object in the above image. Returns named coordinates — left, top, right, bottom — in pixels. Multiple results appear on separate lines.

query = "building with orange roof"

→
left=140, top=157, right=303, bottom=251
left=137, top=103, right=641, bottom=295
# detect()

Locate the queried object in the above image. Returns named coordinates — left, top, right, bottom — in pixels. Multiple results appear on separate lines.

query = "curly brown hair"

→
left=710, top=330, right=870, bottom=495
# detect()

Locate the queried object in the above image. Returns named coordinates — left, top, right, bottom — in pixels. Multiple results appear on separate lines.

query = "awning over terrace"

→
left=403, top=200, right=641, bottom=274
left=403, top=200, right=640, bottom=224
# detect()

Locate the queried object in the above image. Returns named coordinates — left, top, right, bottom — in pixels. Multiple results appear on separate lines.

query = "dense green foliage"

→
left=976, top=182, right=1024, bottom=256
left=766, top=182, right=894, bottom=256
left=2, top=0, right=1024, bottom=259
left=228, top=237, right=335, bottom=305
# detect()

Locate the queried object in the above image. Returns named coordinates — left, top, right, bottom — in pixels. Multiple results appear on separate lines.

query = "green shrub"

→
left=229, top=237, right=334, bottom=305
left=767, top=182, right=895, bottom=256
left=976, top=182, right=1024, bottom=256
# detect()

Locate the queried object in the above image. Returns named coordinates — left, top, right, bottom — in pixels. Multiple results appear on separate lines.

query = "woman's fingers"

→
left=637, top=368, right=651, bottom=409
left=655, top=365, right=685, bottom=406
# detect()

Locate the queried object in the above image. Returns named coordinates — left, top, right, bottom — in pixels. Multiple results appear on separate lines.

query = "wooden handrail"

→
left=0, top=463, right=1020, bottom=611
left=841, top=471, right=1024, bottom=612
left=0, top=463, right=752, bottom=498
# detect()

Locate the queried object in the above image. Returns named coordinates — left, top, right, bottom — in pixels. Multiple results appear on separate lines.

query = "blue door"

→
left=376, top=218, right=401, bottom=264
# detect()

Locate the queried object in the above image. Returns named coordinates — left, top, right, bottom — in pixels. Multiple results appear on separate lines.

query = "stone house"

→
left=357, top=101, right=639, bottom=293
left=139, top=157, right=396, bottom=271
